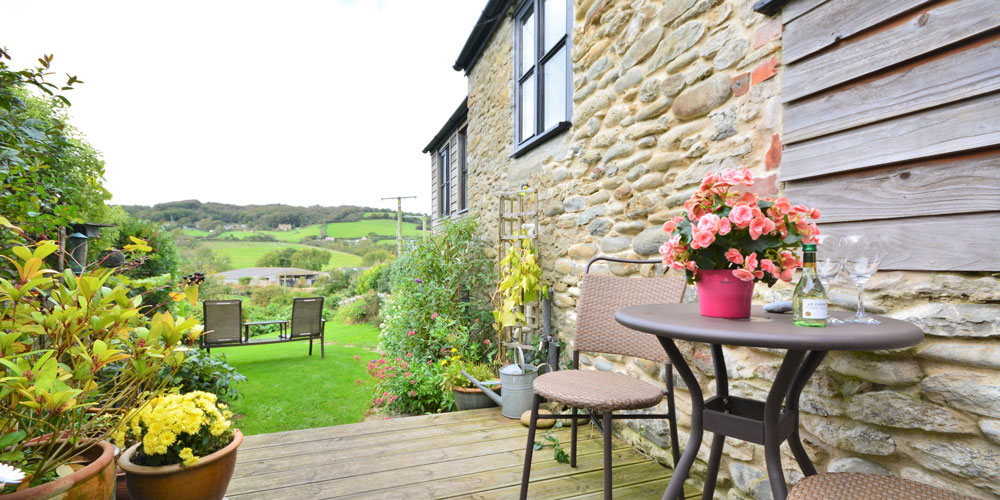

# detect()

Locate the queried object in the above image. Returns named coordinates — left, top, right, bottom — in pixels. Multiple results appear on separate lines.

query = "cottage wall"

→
left=459, top=0, right=1000, bottom=497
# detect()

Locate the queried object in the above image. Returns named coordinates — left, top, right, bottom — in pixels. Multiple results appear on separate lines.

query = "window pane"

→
left=520, top=74, right=536, bottom=141
left=544, top=0, right=566, bottom=53
left=520, top=11, right=534, bottom=76
left=543, top=46, right=567, bottom=130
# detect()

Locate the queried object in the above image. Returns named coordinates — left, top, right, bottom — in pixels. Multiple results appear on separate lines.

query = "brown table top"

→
left=615, top=303, right=924, bottom=351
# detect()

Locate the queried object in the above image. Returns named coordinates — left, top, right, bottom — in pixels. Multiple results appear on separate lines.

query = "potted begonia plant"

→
left=658, top=168, right=821, bottom=318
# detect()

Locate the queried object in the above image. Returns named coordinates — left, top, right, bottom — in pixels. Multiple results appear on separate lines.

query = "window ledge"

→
left=511, top=121, right=571, bottom=159
left=455, top=209, right=469, bottom=216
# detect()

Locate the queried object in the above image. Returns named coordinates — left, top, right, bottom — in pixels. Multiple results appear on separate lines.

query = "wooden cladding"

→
left=779, top=0, right=1000, bottom=271
left=430, top=123, right=468, bottom=224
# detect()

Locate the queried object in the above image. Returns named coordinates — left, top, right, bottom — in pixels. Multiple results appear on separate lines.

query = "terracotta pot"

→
left=453, top=385, right=500, bottom=411
left=118, top=430, right=243, bottom=500
left=696, top=269, right=754, bottom=319
left=3, top=440, right=116, bottom=500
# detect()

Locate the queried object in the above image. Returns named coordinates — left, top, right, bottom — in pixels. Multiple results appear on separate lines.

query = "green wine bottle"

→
left=793, top=243, right=828, bottom=327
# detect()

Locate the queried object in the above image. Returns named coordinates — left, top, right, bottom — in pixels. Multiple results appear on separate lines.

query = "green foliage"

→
left=361, top=249, right=393, bottom=266
left=316, top=268, right=356, bottom=295
left=160, top=350, right=246, bottom=403
left=256, top=247, right=297, bottom=267
left=366, top=354, right=448, bottom=415
left=533, top=422, right=569, bottom=464
left=376, top=217, right=495, bottom=414
left=334, top=291, right=381, bottom=325
left=494, top=237, right=548, bottom=332
left=440, top=360, right=496, bottom=391
left=353, top=262, right=389, bottom=295
left=290, top=247, right=331, bottom=271
left=0, top=49, right=110, bottom=239
left=249, top=285, right=287, bottom=308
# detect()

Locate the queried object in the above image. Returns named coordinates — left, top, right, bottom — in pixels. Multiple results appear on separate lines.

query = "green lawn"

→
left=222, top=320, right=380, bottom=435
left=201, top=241, right=362, bottom=269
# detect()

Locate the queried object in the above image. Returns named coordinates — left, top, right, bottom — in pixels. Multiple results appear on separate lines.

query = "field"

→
left=182, top=220, right=421, bottom=243
left=202, top=241, right=362, bottom=269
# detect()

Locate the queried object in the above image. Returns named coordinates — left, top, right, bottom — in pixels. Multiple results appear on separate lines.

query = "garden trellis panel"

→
left=778, top=0, right=1000, bottom=271
left=497, top=189, right=542, bottom=360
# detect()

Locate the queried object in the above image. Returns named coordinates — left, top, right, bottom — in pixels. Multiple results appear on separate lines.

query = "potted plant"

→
left=658, top=167, right=821, bottom=318
left=117, top=391, right=242, bottom=500
left=441, top=359, right=499, bottom=411
left=0, top=217, right=202, bottom=498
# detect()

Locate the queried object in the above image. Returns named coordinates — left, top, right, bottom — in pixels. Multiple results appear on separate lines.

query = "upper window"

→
left=514, top=0, right=571, bottom=152
left=438, top=146, right=450, bottom=217
left=458, top=128, right=468, bottom=212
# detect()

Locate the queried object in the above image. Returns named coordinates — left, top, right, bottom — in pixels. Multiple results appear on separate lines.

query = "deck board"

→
left=227, top=408, right=698, bottom=499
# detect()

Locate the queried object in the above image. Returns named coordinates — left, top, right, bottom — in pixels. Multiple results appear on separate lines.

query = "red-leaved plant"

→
left=659, top=167, right=821, bottom=285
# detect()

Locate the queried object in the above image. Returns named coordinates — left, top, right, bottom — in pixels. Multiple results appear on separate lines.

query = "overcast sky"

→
left=1, top=0, right=485, bottom=215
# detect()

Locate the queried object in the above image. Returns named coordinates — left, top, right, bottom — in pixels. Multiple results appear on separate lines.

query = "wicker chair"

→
left=520, top=256, right=686, bottom=500
left=787, top=472, right=977, bottom=499
left=288, top=296, right=326, bottom=358
left=201, top=299, right=245, bottom=354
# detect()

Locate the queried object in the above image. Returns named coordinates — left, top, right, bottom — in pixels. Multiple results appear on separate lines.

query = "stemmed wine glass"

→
left=843, top=235, right=884, bottom=325
left=815, top=235, right=845, bottom=325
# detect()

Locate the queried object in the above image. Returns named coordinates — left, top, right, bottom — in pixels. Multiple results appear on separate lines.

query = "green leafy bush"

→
left=353, top=262, right=389, bottom=295
left=161, top=350, right=246, bottom=403
left=335, top=291, right=380, bottom=325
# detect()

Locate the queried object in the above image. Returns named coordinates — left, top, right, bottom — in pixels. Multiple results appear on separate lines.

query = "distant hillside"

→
left=120, top=200, right=424, bottom=230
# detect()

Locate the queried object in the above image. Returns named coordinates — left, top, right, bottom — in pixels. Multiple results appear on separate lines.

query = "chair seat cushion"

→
left=788, top=473, right=975, bottom=500
left=533, top=369, right=663, bottom=411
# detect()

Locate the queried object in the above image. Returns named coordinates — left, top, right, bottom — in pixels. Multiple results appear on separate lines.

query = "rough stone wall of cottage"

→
left=461, top=0, right=1000, bottom=497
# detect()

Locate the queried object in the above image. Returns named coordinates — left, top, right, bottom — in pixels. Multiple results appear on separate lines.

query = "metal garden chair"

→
left=201, top=299, right=246, bottom=354
left=519, top=256, right=686, bottom=500
left=288, top=296, right=326, bottom=358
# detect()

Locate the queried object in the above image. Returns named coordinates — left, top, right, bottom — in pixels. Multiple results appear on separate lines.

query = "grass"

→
left=182, top=220, right=421, bottom=243
left=222, top=320, right=380, bottom=435
left=201, top=241, right=362, bottom=269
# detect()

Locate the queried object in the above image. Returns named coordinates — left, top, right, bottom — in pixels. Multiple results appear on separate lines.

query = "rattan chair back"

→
left=203, top=300, right=243, bottom=344
left=290, top=297, right=324, bottom=337
left=574, top=273, right=686, bottom=363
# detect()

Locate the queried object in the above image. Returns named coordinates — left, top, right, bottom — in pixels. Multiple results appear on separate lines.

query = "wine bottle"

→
left=793, top=243, right=828, bottom=327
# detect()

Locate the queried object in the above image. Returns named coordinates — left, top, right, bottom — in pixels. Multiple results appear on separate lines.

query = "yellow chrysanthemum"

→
left=179, top=447, right=198, bottom=466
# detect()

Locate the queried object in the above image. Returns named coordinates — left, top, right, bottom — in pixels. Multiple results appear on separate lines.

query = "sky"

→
left=0, top=0, right=485, bottom=215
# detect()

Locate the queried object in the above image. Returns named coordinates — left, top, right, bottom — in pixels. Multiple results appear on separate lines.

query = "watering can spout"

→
left=461, top=369, right=503, bottom=406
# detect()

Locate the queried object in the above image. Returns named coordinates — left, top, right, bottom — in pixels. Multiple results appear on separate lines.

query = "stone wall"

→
left=459, top=0, right=1000, bottom=497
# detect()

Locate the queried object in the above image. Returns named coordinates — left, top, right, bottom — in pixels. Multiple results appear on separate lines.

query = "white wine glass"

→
left=815, top=235, right=844, bottom=324
left=843, top=235, right=883, bottom=325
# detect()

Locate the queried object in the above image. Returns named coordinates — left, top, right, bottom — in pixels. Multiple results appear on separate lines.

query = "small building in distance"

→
left=217, top=267, right=328, bottom=287
left=277, top=224, right=293, bottom=231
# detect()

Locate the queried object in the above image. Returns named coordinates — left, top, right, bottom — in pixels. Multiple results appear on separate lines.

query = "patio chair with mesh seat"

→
left=787, top=472, right=977, bottom=500
left=288, top=296, right=326, bottom=358
left=201, top=299, right=246, bottom=354
left=520, top=256, right=687, bottom=500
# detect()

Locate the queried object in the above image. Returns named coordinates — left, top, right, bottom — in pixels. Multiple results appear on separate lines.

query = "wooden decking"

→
left=226, top=407, right=698, bottom=499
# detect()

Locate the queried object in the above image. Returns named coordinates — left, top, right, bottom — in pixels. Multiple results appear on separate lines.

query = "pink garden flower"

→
left=725, top=248, right=744, bottom=265
left=717, top=217, right=732, bottom=235
left=771, top=197, right=791, bottom=216
left=409, top=390, right=417, bottom=397
left=691, top=229, right=715, bottom=249
left=430, top=313, right=439, bottom=319
left=407, top=330, right=415, bottom=337
left=732, top=268, right=755, bottom=281
left=697, top=214, right=721, bottom=233
left=729, top=204, right=754, bottom=227
left=662, top=216, right=684, bottom=233
left=354, top=355, right=359, bottom=360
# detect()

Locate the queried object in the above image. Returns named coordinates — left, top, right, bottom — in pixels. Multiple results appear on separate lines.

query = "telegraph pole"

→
left=382, top=196, right=416, bottom=256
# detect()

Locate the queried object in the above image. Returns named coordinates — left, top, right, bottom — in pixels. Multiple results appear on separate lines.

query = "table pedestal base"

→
left=657, top=338, right=827, bottom=500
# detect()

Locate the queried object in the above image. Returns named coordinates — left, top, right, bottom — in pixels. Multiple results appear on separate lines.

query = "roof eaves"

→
left=422, top=97, right=469, bottom=154
left=453, top=0, right=512, bottom=75
left=752, top=0, right=792, bottom=16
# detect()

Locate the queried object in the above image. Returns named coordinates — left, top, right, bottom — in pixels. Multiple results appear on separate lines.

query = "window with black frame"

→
left=458, top=128, right=468, bottom=212
left=438, top=146, right=450, bottom=217
left=514, top=0, right=571, bottom=155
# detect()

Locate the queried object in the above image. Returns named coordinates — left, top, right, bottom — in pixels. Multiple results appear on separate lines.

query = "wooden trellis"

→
left=497, top=189, right=542, bottom=362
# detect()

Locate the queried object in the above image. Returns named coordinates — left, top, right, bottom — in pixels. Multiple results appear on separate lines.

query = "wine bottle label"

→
left=801, top=299, right=828, bottom=319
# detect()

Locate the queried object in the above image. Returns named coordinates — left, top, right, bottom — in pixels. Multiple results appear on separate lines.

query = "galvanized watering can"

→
left=463, top=346, right=538, bottom=419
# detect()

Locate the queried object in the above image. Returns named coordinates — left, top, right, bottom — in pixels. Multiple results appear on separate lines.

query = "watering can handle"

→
left=516, top=345, right=526, bottom=369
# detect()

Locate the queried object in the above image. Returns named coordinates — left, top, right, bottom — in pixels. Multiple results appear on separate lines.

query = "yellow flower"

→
left=450, top=348, right=457, bottom=353
left=179, top=447, right=198, bottom=466
left=440, top=359, right=448, bottom=366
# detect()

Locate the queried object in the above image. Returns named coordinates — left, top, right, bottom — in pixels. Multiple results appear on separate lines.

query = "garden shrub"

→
left=374, top=217, right=494, bottom=414
left=161, top=350, right=247, bottom=403
left=335, top=290, right=380, bottom=325
left=353, top=262, right=389, bottom=295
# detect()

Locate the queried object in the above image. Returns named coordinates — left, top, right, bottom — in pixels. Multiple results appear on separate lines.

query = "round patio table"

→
left=615, top=303, right=924, bottom=500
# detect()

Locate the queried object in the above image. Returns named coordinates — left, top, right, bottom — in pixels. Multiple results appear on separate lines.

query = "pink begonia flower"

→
left=771, top=197, right=791, bottom=216
left=729, top=204, right=754, bottom=227
left=691, top=229, right=715, bottom=249
left=407, top=330, right=415, bottom=337
left=745, top=252, right=759, bottom=271
left=430, top=313, right=439, bottom=319
left=725, top=248, right=744, bottom=265
left=663, top=216, right=684, bottom=233
left=749, top=217, right=774, bottom=240
left=792, top=204, right=810, bottom=214
left=780, top=268, right=795, bottom=281
left=732, top=268, right=755, bottom=281
left=671, top=260, right=686, bottom=271
left=698, top=213, right=721, bottom=233
left=761, top=259, right=780, bottom=278
left=717, top=217, right=732, bottom=235
left=720, top=168, right=746, bottom=186
left=686, top=261, right=698, bottom=272
left=700, top=172, right=722, bottom=191
left=662, top=255, right=674, bottom=268
left=810, top=208, right=821, bottom=219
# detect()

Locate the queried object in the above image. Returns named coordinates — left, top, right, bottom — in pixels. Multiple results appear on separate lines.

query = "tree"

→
left=290, top=248, right=330, bottom=271
left=256, top=247, right=297, bottom=267
left=0, top=48, right=110, bottom=238
left=362, top=249, right=393, bottom=266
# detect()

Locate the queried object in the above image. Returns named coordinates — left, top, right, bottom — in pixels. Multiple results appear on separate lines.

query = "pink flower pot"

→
left=696, top=269, right=754, bottom=319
